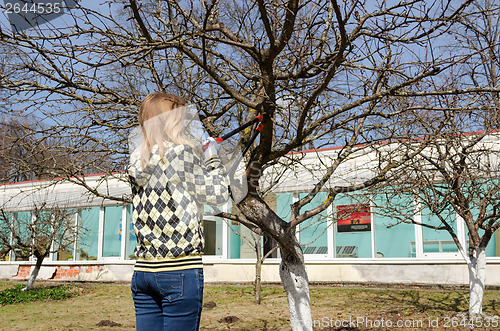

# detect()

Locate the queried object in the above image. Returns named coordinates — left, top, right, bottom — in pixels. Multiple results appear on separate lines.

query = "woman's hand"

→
left=202, top=137, right=221, bottom=159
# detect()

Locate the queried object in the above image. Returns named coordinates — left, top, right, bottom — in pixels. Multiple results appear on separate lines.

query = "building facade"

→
left=1, top=145, right=500, bottom=286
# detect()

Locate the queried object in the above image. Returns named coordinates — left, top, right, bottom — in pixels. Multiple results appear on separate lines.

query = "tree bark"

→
left=237, top=194, right=313, bottom=330
left=23, top=253, right=44, bottom=291
left=255, top=239, right=262, bottom=305
left=469, top=246, right=486, bottom=316
left=279, top=248, right=312, bottom=331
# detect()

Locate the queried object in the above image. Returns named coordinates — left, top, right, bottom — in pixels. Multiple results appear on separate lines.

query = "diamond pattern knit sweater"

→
left=128, top=143, right=229, bottom=271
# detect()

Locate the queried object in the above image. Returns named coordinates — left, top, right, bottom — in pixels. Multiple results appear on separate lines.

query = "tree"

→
left=369, top=123, right=500, bottom=318
left=0, top=202, right=78, bottom=290
left=0, top=0, right=490, bottom=329
left=0, top=118, right=78, bottom=183
left=443, top=0, right=500, bottom=316
left=367, top=0, right=500, bottom=317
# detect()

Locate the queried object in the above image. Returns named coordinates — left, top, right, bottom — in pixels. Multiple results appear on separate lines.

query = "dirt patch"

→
left=96, top=319, right=122, bottom=327
left=218, top=315, right=240, bottom=324
left=203, top=300, right=217, bottom=309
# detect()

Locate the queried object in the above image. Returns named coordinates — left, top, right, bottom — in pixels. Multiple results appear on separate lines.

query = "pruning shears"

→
left=203, top=115, right=264, bottom=177
left=203, top=115, right=263, bottom=148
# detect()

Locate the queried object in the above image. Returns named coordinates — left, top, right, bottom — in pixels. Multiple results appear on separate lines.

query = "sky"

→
left=0, top=1, right=111, bottom=115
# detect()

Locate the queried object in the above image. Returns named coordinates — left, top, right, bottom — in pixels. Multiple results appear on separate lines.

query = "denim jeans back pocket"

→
left=155, top=273, right=184, bottom=302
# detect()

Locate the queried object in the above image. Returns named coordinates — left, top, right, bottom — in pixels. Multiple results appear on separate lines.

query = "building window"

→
left=12, top=212, right=32, bottom=261
left=373, top=194, right=415, bottom=258
left=468, top=229, right=497, bottom=257
left=202, top=216, right=224, bottom=256
left=376, top=217, right=415, bottom=258
left=102, top=206, right=122, bottom=258
left=78, top=207, right=99, bottom=260
left=228, top=221, right=241, bottom=259
left=333, top=195, right=372, bottom=258
left=0, top=213, right=13, bottom=261
left=420, top=206, right=459, bottom=254
left=51, top=211, right=78, bottom=261
left=299, top=192, right=329, bottom=255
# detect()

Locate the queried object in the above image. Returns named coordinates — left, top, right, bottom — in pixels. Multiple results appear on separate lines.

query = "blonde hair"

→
left=138, top=92, right=197, bottom=166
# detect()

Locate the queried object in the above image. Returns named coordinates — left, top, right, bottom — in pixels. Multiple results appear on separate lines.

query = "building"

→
left=1, top=143, right=500, bottom=286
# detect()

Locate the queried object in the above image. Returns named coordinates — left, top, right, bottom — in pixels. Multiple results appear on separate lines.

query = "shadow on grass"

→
left=385, top=289, right=499, bottom=315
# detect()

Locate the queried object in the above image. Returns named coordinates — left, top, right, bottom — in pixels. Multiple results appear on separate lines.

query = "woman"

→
left=128, top=92, right=229, bottom=330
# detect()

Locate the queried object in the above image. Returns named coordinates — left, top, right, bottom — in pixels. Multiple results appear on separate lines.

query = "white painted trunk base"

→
left=279, top=261, right=313, bottom=331
left=23, top=265, right=40, bottom=291
left=469, top=247, right=486, bottom=316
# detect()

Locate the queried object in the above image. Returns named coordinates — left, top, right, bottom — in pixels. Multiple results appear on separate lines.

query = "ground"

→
left=0, top=281, right=499, bottom=330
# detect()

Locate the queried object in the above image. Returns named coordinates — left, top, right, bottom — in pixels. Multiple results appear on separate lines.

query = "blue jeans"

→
left=131, top=269, right=204, bottom=331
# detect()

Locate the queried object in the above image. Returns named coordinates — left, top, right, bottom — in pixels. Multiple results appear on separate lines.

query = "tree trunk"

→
left=279, top=250, right=312, bottom=331
left=255, top=239, right=262, bottom=305
left=236, top=194, right=312, bottom=329
left=469, top=246, right=486, bottom=317
left=23, top=253, right=44, bottom=291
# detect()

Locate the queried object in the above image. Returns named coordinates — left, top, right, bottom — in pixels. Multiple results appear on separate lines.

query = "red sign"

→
left=337, top=204, right=371, bottom=232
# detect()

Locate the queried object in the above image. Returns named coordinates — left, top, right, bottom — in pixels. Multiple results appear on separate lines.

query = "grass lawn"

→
left=0, top=281, right=499, bottom=330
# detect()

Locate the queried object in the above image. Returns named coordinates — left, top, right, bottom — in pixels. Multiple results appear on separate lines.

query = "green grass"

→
left=0, top=284, right=80, bottom=305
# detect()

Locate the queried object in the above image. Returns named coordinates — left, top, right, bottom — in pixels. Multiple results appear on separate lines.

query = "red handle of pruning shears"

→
left=203, top=115, right=263, bottom=150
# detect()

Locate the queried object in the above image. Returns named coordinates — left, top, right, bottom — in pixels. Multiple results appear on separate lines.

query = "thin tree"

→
left=226, top=219, right=278, bottom=305
left=0, top=202, right=78, bottom=291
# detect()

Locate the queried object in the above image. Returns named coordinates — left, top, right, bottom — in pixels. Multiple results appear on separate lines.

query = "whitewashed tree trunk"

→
left=279, top=260, right=312, bottom=331
left=23, top=254, right=44, bottom=291
left=468, top=246, right=486, bottom=316
left=237, top=195, right=313, bottom=329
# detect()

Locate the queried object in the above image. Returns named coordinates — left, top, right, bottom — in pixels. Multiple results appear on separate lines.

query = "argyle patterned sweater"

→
left=128, top=143, right=229, bottom=272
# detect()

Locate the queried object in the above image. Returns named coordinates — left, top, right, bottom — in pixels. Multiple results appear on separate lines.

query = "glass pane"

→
left=461, top=204, right=497, bottom=256
left=79, top=208, right=99, bottom=260
left=13, top=212, right=31, bottom=261
left=421, top=206, right=457, bottom=253
left=0, top=212, right=12, bottom=261
left=55, top=247, right=74, bottom=261
left=0, top=244, right=8, bottom=261
left=228, top=220, right=241, bottom=259
left=274, top=193, right=295, bottom=258
left=374, top=194, right=415, bottom=258
left=299, top=192, right=328, bottom=255
left=103, top=206, right=122, bottom=258
left=53, top=211, right=77, bottom=261
left=334, top=196, right=372, bottom=258
left=276, top=193, right=293, bottom=222
left=202, top=216, right=223, bottom=256
left=490, top=231, right=498, bottom=257
left=468, top=228, right=497, bottom=257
